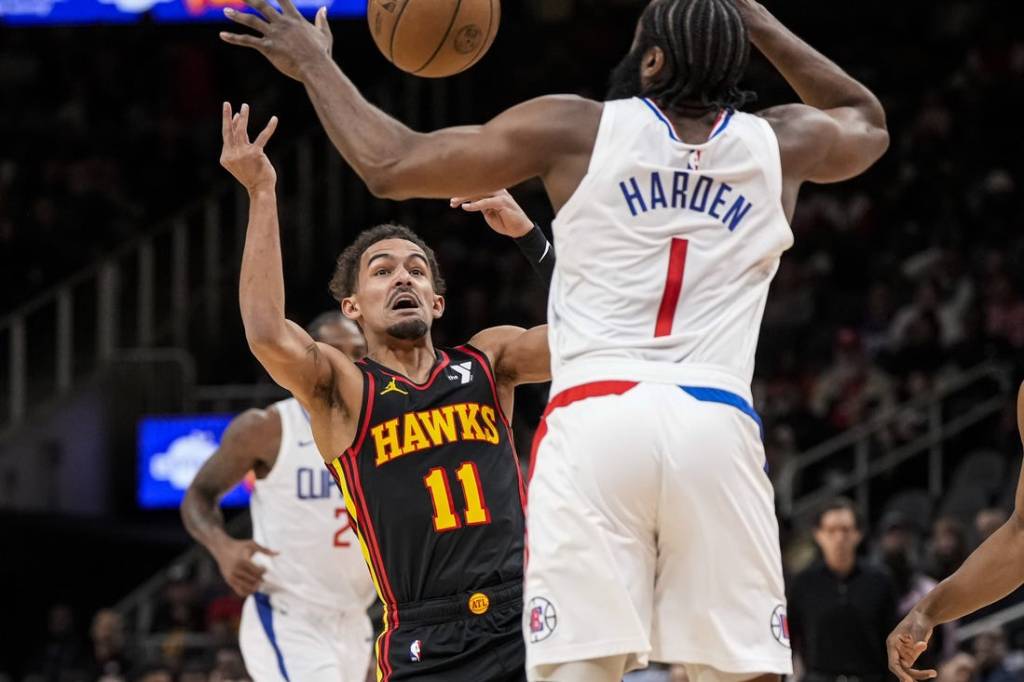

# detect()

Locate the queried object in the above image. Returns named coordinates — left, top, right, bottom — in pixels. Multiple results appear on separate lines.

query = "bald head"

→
left=307, top=311, right=366, bottom=361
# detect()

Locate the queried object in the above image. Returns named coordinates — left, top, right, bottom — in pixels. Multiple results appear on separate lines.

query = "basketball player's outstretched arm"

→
left=219, top=0, right=598, bottom=208
left=887, top=382, right=1024, bottom=682
left=222, top=103, right=363, bottom=440
left=182, top=408, right=281, bottom=597
left=735, top=1, right=889, bottom=189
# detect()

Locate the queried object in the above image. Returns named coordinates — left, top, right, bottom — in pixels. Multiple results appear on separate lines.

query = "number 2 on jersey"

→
left=424, top=462, right=492, bottom=532
left=333, top=508, right=353, bottom=547
left=655, top=238, right=690, bottom=337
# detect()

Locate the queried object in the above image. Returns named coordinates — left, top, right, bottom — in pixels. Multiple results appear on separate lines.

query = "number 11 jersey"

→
left=327, top=345, right=527, bottom=606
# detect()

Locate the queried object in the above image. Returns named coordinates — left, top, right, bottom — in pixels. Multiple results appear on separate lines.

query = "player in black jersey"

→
left=221, top=104, right=552, bottom=682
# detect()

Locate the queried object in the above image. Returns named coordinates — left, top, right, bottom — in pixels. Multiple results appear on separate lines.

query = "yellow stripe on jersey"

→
left=330, top=457, right=390, bottom=681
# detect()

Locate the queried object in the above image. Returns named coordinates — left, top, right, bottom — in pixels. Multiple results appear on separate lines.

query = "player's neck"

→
left=669, top=110, right=721, bottom=145
left=367, top=338, right=438, bottom=384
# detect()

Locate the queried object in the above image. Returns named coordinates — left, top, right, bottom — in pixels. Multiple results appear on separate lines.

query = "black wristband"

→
left=514, top=224, right=556, bottom=286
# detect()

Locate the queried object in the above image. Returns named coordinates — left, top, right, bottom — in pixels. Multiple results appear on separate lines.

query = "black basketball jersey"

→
left=326, top=345, right=527, bottom=608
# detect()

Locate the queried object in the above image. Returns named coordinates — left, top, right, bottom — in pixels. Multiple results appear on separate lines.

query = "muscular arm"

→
left=915, top=384, right=1024, bottom=624
left=887, top=383, right=1024, bottom=681
left=471, top=325, right=551, bottom=387
left=240, top=187, right=352, bottom=402
left=181, top=409, right=279, bottom=553
left=299, top=56, right=598, bottom=206
left=222, top=105, right=361, bottom=414
left=739, top=2, right=889, bottom=189
left=181, top=408, right=281, bottom=596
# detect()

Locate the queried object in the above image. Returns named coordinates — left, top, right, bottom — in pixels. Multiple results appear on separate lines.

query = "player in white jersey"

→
left=182, top=313, right=376, bottom=682
left=222, top=0, right=889, bottom=681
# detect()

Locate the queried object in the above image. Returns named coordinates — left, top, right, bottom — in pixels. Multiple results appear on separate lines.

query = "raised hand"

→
left=450, top=190, right=534, bottom=239
left=886, top=609, right=937, bottom=682
left=220, top=1, right=333, bottom=82
left=219, top=103, right=279, bottom=193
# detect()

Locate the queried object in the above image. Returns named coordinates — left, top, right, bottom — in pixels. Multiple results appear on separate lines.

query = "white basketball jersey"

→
left=548, top=97, right=794, bottom=400
left=251, top=398, right=375, bottom=613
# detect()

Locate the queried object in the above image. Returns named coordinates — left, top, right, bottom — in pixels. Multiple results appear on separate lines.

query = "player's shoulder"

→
left=501, top=95, right=603, bottom=142
left=226, top=405, right=283, bottom=442
left=462, top=326, right=526, bottom=370
left=756, top=104, right=840, bottom=147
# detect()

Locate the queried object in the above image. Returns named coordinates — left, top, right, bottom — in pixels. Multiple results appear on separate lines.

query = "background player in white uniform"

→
left=219, top=0, right=890, bottom=681
left=182, top=313, right=376, bottom=682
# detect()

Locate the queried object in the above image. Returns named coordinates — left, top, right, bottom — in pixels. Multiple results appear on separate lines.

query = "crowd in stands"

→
left=4, top=0, right=1024, bottom=680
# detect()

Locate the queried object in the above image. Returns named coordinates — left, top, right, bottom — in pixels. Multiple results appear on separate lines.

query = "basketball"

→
left=367, top=0, right=501, bottom=78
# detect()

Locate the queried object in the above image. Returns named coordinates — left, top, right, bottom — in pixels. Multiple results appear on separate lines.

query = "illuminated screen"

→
left=137, top=414, right=252, bottom=510
left=0, top=0, right=365, bottom=25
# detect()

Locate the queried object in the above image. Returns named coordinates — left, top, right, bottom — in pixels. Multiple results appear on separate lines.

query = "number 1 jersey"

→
left=547, top=97, right=795, bottom=400
left=326, top=345, right=527, bottom=606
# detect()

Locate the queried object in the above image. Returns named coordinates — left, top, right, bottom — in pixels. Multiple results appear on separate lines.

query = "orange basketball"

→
left=367, top=0, right=501, bottom=78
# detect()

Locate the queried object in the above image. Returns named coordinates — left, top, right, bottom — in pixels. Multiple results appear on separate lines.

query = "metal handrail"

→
left=791, top=363, right=1009, bottom=471
left=781, top=362, right=1013, bottom=521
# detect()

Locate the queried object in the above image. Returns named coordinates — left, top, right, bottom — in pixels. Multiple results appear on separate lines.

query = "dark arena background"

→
left=2, top=0, right=1024, bottom=680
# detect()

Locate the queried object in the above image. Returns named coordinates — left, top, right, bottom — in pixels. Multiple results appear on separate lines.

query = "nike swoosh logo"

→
left=298, top=440, right=315, bottom=447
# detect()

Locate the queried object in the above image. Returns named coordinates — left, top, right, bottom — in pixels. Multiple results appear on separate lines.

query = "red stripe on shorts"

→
left=528, top=381, right=639, bottom=485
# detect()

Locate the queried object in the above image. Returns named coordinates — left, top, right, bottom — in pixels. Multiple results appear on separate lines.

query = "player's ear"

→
left=342, top=297, right=361, bottom=323
left=431, top=295, right=445, bottom=320
left=641, top=45, right=666, bottom=83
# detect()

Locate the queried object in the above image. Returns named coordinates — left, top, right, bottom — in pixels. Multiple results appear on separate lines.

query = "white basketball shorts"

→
left=240, top=592, right=373, bottom=682
left=524, top=381, right=792, bottom=677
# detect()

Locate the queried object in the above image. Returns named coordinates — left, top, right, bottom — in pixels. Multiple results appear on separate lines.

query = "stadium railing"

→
left=780, top=362, right=1014, bottom=523
left=0, top=74, right=465, bottom=443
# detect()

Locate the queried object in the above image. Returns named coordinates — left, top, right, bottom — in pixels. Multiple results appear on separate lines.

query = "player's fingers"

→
left=229, top=575, right=257, bottom=596
left=237, top=562, right=267, bottom=584
left=237, top=103, right=251, bottom=144
left=241, top=0, right=278, bottom=20
left=906, top=668, right=937, bottom=680
left=254, top=116, right=279, bottom=149
left=277, top=0, right=301, bottom=18
left=315, top=6, right=332, bottom=38
left=223, top=7, right=269, bottom=33
left=219, top=31, right=270, bottom=55
left=461, top=198, right=505, bottom=212
left=250, top=540, right=280, bottom=556
left=221, top=102, right=233, bottom=143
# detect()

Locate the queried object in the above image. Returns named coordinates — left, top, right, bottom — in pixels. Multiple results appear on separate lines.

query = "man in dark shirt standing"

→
left=789, top=498, right=899, bottom=682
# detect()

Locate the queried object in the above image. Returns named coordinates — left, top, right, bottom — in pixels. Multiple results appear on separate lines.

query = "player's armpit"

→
left=247, top=319, right=361, bottom=410
left=761, top=103, right=890, bottom=185
left=470, top=325, right=551, bottom=387
left=370, top=95, right=602, bottom=206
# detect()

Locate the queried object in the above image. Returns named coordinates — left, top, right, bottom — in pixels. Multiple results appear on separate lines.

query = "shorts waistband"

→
left=393, top=580, right=522, bottom=626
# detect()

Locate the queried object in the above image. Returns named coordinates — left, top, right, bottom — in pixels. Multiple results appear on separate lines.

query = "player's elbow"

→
left=365, top=173, right=403, bottom=200
left=363, top=165, right=417, bottom=201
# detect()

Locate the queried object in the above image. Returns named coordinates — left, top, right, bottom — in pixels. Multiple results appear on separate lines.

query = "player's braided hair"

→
left=328, top=223, right=447, bottom=302
left=640, top=0, right=755, bottom=114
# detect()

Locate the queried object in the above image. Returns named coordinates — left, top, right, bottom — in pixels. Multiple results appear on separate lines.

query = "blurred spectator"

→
left=874, top=511, right=956, bottom=667
left=810, top=329, right=896, bottom=431
left=938, top=653, right=979, bottom=682
left=972, top=630, right=1020, bottom=682
left=24, top=604, right=85, bottom=681
left=788, top=498, right=899, bottom=682
left=87, top=609, right=129, bottom=680
left=927, top=516, right=971, bottom=581
left=207, top=647, right=247, bottom=682
left=152, top=573, right=203, bottom=634
left=976, top=508, right=1011, bottom=543
left=133, top=665, right=174, bottom=682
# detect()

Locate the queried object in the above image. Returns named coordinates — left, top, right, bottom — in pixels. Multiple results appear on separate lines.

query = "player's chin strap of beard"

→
left=514, top=224, right=556, bottom=286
